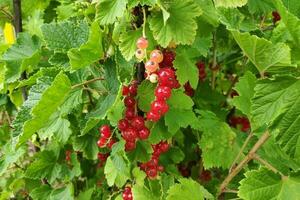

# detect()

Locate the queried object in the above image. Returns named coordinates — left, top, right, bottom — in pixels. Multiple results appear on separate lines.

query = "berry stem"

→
left=211, top=32, right=218, bottom=90
left=71, top=77, right=104, bottom=89
left=253, top=154, right=284, bottom=176
left=228, top=132, right=253, bottom=173
left=218, top=130, right=270, bottom=197
left=142, top=7, right=147, bottom=38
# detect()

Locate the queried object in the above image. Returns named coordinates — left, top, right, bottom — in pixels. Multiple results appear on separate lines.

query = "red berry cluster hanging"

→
left=272, top=11, right=281, bottom=23
left=97, top=125, right=116, bottom=149
left=122, top=186, right=133, bottom=200
left=65, top=150, right=72, bottom=162
left=118, top=81, right=150, bottom=151
left=97, top=152, right=109, bottom=168
left=229, top=116, right=250, bottom=132
left=197, top=61, right=206, bottom=82
left=139, top=141, right=169, bottom=179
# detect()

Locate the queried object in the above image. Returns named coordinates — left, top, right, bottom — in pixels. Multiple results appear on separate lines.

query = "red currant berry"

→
left=136, top=37, right=148, bottom=49
left=122, top=127, right=138, bottom=141
left=98, top=153, right=109, bottom=162
left=107, top=139, right=116, bottom=149
left=122, top=85, right=129, bottom=96
left=160, top=50, right=175, bottom=68
left=118, top=119, right=129, bottom=131
left=147, top=158, right=159, bottom=167
left=151, top=100, right=169, bottom=115
left=125, top=141, right=136, bottom=151
left=124, top=96, right=136, bottom=107
left=150, top=49, right=163, bottom=63
left=131, top=116, right=145, bottom=130
left=97, top=138, right=107, bottom=148
left=200, top=170, right=212, bottom=182
left=100, top=125, right=111, bottom=138
left=146, top=111, right=161, bottom=122
left=184, top=82, right=195, bottom=97
left=125, top=108, right=135, bottom=120
left=158, top=165, right=164, bottom=172
left=128, top=84, right=137, bottom=96
left=138, top=127, right=150, bottom=140
left=146, top=168, right=158, bottom=178
left=272, top=11, right=281, bottom=23
left=65, top=150, right=71, bottom=161
left=159, top=141, right=169, bottom=153
left=155, top=86, right=172, bottom=100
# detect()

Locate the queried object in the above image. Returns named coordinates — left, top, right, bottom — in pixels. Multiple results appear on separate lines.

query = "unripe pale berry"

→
left=145, top=60, right=159, bottom=73
left=149, top=73, right=158, bottom=83
left=150, top=49, right=163, bottom=63
left=136, top=37, right=148, bottom=49
left=135, top=48, right=145, bottom=60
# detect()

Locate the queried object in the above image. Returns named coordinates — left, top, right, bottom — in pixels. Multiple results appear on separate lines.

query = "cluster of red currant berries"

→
left=65, top=150, right=72, bottom=162
left=97, top=152, right=109, bottom=168
left=147, top=67, right=179, bottom=121
left=139, top=141, right=169, bottom=179
left=119, top=81, right=151, bottom=151
left=97, top=125, right=116, bottom=149
left=122, top=186, right=133, bottom=200
left=272, top=11, right=281, bottom=23
left=229, top=116, right=250, bottom=132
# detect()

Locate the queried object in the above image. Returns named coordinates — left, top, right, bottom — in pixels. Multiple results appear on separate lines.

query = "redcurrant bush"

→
left=1, top=1, right=299, bottom=200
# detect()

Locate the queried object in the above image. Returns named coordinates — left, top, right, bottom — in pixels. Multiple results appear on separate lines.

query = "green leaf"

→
left=96, top=0, right=127, bottom=25
left=104, top=156, right=130, bottom=187
left=2, top=33, right=40, bottom=83
left=214, top=0, right=247, bottom=8
left=195, top=0, right=219, bottom=27
left=49, top=53, right=69, bottom=67
left=132, top=167, right=146, bottom=186
left=119, top=28, right=142, bottom=61
left=218, top=8, right=257, bottom=31
left=238, top=168, right=300, bottom=200
left=115, top=50, right=134, bottom=83
left=30, top=185, right=52, bottom=200
left=231, top=30, right=291, bottom=73
left=192, top=110, right=238, bottom=169
left=38, top=112, right=72, bottom=144
left=164, top=108, right=197, bottom=133
left=73, top=134, right=98, bottom=160
left=265, top=79, right=300, bottom=159
left=251, top=77, right=300, bottom=131
left=128, top=140, right=153, bottom=162
left=166, top=178, right=213, bottom=200
left=247, top=0, right=275, bottom=14
left=232, top=71, right=256, bottom=117
left=167, top=90, right=194, bottom=110
left=18, top=72, right=71, bottom=145
left=149, top=0, right=202, bottom=47
left=150, top=120, right=173, bottom=143
left=25, top=150, right=61, bottom=183
left=50, top=184, right=73, bottom=200
left=68, top=21, right=104, bottom=70
left=77, top=187, right=94, bottom=200
left=173, top=47, right=199, bottom=89
left=41, top=20, right=89, bottom=51
left=30, top=184, right=74, bottom=200
left=132, top=185, right=160, bottom=200
left=128, top=0, right=156, bottom=7
left=2, top=33, right=40, bottom=61
left=137, top=80, right=156, bottom=112
left=0, top=143, right=26, bottom=175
